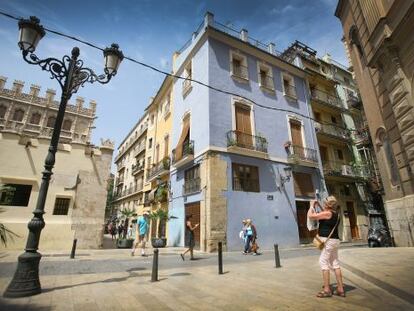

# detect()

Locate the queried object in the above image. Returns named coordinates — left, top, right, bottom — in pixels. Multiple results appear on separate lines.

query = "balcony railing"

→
left=352, top=128, right=370, bottom=144
left=172, top=140, right=194, bottom=164
left=182, top=74, right=192, bottom=96
left=287, top=145, right=318, bottom=163
left=310, top=89, right=343, bottom=110
left=183, top=178, right=201, bottom=195
left=113, top=183, right=144, bottom=200
left=227, top=131, right=268, bottom=153
left=346, top=92, right=362, bottom=109
left=283, top=84, right=297, bottom=99
left=259, top=74, right=274, bottom=90
left=233, top=177, right=260, bottom=192
left=132, top=163, right=145, bottom=175
left=147, top=157, right=171, bottom=181
left=315, top=122, right=351, bottom=141
left=323, top=161, right=371, bottom=179
left=232, top=64, right=248, bottom=80
left=134, top=143, right=146, bottom=157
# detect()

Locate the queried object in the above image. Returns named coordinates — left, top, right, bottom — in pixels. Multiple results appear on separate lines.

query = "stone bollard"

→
left=151, top=248, right=159, bottom=282
left=274, top=244, right=281, bottom=268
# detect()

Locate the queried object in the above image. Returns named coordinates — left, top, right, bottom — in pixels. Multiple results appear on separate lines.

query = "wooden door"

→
left=290, top=120, right=304, bottom=157
left=185, top=202, right=201, bottom=250
left=296, top=201, right=317, bottom=243
left=346, top=201, right=359, bottom=239
left=235, top=105, right=253, bottom=148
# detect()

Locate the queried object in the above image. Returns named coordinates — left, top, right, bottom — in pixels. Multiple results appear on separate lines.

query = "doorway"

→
left=296, top=201, right=317, bottom=244
left=185, top=202, right=201, bottom=250
left=346, top=201, right=360, bottom=239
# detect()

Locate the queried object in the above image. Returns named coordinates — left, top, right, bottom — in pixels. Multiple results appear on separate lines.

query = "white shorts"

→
left=318, top=237, right=340, bottom=271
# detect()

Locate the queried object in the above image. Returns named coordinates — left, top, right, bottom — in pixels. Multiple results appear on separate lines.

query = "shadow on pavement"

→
left=0, top=300, right=51, bottom=311
left=169, top=272, right=191, bottom=277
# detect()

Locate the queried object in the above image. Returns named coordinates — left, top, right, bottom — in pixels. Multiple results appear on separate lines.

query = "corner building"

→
left=167, top=13, right=325, bottom=252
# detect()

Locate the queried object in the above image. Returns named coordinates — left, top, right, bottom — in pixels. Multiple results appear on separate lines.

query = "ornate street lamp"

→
left=4, top=16, right=124, bottom=298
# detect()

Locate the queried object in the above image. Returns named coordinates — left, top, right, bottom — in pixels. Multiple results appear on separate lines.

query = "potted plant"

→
left=116, top=207, right=136, bottom=248
left=162, top=156, right=170, bottom=169
left=149, top=208, right=176, bottom=248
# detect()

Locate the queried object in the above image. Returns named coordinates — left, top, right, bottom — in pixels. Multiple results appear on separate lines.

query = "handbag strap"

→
left=324, top=213, right=340, bottom=244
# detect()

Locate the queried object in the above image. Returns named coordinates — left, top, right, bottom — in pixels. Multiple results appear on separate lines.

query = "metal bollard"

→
left=70, top=238, right=77, bottom=259
left=218, top=242, right=223, bottom=275
left=274, top=244, right=281, bottom=268
left=151, top=248, right=159, bottom=282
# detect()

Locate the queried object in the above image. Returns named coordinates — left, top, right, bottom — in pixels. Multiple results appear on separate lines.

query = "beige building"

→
left=112, top=76, right=173, bottom=240
left=0, top=76, right=114, bottom=250
left=335, top=0, right=414, bottom=246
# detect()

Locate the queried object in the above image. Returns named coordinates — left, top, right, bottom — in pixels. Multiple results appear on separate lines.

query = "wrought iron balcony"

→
left=310, top=89, right=344, bottom=110
left=182, top=74, right=192, bottom=96
left=322, top=161, right=372, bottom=179
left=183, top=177, right=201, bottom=195
left=315, top=122, right=351, bottom=141
left=259, top=74, right=274, bottom=90
left=146, top=157, right=171, bottom=182
left=132, top=163, right=145, bottom=175
left=283, top=84, right=297, bottom=99
left=346, top=92, right=362, bottom=109
left=227, top=130, right=268, bottom=153
left=233, top=177, right=260, bottom=192
left=172, top=140, right=194, bottom=165
left=287, top=145, right=318, bottom=163
left=231, top=64, right=248, bottom=80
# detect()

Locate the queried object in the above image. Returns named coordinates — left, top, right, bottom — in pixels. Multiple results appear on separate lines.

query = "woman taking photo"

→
left=180, top=215, right=199, bottom=261
left=308, top=196, right=345, bottom=298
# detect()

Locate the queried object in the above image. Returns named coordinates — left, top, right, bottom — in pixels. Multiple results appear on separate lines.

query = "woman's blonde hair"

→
left=325, top=196, right=338, bottom=210
left=246, top=219, right=252, bottom=225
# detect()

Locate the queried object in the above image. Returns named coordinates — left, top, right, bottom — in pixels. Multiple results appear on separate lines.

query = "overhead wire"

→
left=0, top=9, right=359, bottom=133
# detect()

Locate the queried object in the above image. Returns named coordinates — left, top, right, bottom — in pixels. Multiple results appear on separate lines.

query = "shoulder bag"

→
left=313, top=214, right=339, bottom=250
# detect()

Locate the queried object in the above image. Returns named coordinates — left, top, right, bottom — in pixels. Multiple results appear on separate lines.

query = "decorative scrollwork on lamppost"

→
left=3, top=16, right=124, bottom=298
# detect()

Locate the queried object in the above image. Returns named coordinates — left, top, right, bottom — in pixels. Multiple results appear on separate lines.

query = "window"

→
left=164, top=99, right=170, bottom=117
left=232, top=163, right=260, bottom=192
left=12, top=109, right=24, bottom=122
left=164, top=135, right=169, bottom=158
left=331, top=116, right=337, bottom=124
left=148, top=138, right=153, bottom=149
left=53, top=198, right=70, bottom=215
left=344, top=77, right=350, bottom=85
left=257, top=62, right=274, bottom=91
left=292, top=172, right=314, bottom=197
left=147, top=156, right=152, bottom=168
left=150, top=114, right=155, bottom=125
left=0, top=184, right=32, bottom=206
left=29, top=112, right=41, bottom=125
left=155, top=144, right=160, bottom=163
left=314, top=112, right=321, bottom=122
left=336, top=149, right=344, bottom=160
left=47, top=116, right=56, bottom=128
left=184, top=165, right=200, bottom=194
left=282, top=73, right=297, bottom=99
left=62, top=119, right=72, bottom=131
left=0, top=105, right=7, bottom=119
left=182, top=62, right=192, bottom=96
left=230, top=51, right=248, bottom=80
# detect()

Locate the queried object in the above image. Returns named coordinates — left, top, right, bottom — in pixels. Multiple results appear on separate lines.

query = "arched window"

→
left=29, top=112, right=42, bottom=125
left=62, top=119, right=72, bottom=131
left=349, top=26, right=364, bottom=59
left=0, top=105, right=7, bottom=119
left=376, top=127, right=399, bottom=186
left=12, top=109, right=24, bottom=122
left=47, top=116, right=56, bottom=128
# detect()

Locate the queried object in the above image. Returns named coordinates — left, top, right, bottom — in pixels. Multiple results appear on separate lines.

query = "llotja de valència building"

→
left=0, top=76, right=114, bottom=250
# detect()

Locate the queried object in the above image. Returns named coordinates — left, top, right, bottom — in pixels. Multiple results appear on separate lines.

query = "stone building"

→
left=0, top=76, right=114, bottom=250
left=281, top=41, right=385, bottom=243
left=335, top=0, right=414, bottom=246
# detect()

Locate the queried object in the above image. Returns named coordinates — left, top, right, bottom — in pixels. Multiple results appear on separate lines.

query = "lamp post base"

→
left=3, top=251, right=42, bottom=298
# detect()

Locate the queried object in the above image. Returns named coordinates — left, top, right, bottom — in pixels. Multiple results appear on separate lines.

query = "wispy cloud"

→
left=269, top=4, right=295, bottom=15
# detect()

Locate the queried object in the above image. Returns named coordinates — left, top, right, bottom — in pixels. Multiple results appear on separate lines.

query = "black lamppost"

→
left=3, top=16, right=124, bottom=298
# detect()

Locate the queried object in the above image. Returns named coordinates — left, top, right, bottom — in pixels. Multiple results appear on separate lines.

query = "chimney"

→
left=89, top=100, right=97, bottom=114
left=30, top=84, right=41, bottom=97
left=268, top=43, right=276, bottom=55
left=240, top=29, right=248, bottom=42
left=76, top=96, right=85, bottom=109
left=46, top=89, right=56, bottom=102
left=12, top=80, right=25, bottom=93
left=204, top=12, right=214, bottom=27
left=0, top=76, right=7, bottom=90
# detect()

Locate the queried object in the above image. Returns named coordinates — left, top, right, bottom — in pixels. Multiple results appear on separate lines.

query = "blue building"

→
left=167, top=13, right=326, bottom=252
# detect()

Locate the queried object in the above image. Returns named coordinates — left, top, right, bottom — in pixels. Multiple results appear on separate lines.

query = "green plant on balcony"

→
left=162, top=156, right=171, bottom=169
left=183, top=142, right=194, bottom=155
left=227, top=136, right=237, bottom=146
left=155, top=183, right=169, bottom=203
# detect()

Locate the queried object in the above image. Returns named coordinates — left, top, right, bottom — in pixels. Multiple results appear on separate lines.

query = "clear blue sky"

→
left=0, top=0, right=345, bottom=155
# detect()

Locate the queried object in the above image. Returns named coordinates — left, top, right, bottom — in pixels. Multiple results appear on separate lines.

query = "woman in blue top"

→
left=131, top=211, right=149, bottom=256
left=243, top=219, right=257, bottom=255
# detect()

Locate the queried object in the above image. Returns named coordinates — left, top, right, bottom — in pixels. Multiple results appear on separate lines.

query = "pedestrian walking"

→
left=110, top=222, right=116, bottom=240
left=243, top=219, right=258, bottom=255
left=308, top=196, right=345, bottom=298
left=127, top=224, right=133, bottom=239
left=117, top=220, right=124, bottom=239
left=131, top=211, right=149, bottom=256
left=180, top=215, right=199, bottom=261
left=239, top=219, right=248, bottom=251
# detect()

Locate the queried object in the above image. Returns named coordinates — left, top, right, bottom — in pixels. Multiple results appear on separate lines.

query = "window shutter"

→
left=175, top=117, right=190, bottom=161
left=293, top=172, right=314, bottom=197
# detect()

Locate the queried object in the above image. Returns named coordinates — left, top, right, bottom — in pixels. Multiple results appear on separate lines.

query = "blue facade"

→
left=168, top=22, right=324, bottom=251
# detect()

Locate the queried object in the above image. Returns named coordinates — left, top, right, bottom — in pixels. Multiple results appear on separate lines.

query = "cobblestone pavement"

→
left=0, top=246, right=413, bottom=310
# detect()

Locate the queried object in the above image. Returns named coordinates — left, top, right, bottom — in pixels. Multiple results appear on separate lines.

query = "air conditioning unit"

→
left=341, top=165, right=353, bottom=176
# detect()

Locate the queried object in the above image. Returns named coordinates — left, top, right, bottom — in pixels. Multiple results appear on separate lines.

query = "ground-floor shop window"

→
left=0, top=184, right=32, bottom=206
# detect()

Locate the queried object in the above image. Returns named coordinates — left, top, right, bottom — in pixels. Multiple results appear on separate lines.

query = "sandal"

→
left=334, top=290, right=346, bottom=297
left=316, top=291, right=332, bottom=298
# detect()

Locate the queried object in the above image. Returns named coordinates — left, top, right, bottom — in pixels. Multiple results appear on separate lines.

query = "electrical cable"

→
left=0, top=9, right=360, bottom=133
